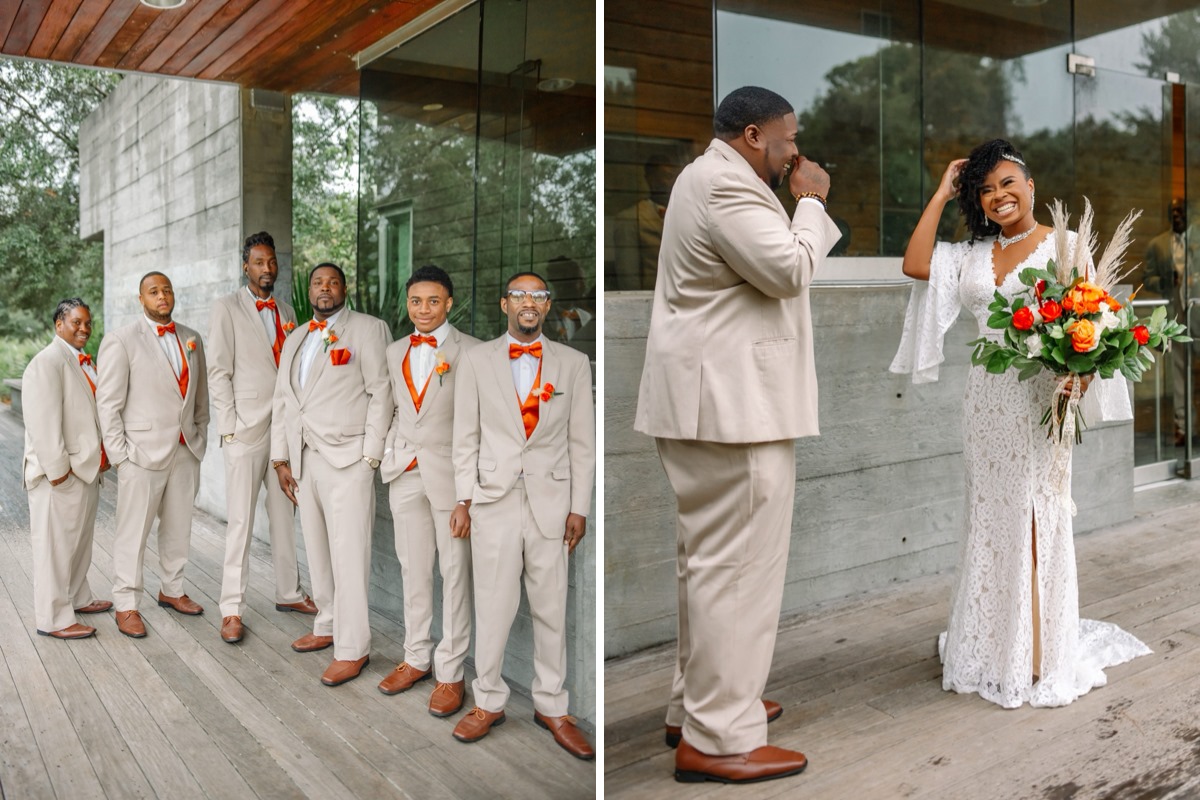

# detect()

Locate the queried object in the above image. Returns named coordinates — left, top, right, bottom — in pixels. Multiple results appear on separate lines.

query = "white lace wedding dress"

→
left=890, top=232, right=1151, bottom=708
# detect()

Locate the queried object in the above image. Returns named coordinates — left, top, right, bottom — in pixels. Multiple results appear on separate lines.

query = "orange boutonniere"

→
left=539, top=382, right=563, bottom=402
left=186, top=337, right=197, bottom=352
left=329, top=347, right=351, bottom=366
left=322, top=328, right=339, bottom=352
left=434, top=352, right=450, bottom=385
left=283, top=320, right=296, bottom=333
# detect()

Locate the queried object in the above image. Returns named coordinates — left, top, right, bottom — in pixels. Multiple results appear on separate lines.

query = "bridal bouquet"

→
left=969, top=199, right=1191, bottom=443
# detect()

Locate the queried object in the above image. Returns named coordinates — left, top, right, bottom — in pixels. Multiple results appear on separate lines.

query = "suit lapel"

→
left=238, top=289, right=276, bottom=352
left=489, top=338, right=526, bottom=438
left=136, top=322, right=183, bottom=396
left=415, top=327, right=459, bottom=420
left=527, top=342, right=557, bottom=445
left=57, top=338, right=94, bottom=400
left=303, top=311, right=344, bottom=401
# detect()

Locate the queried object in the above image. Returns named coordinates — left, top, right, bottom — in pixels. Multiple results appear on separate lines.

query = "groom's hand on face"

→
left=789, top=156, right=831, bottom=199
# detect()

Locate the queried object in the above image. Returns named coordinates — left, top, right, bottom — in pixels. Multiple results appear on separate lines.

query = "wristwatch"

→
left=223, top=433, right=235, bottom=443
left=364, top=456, right=381, bottom=469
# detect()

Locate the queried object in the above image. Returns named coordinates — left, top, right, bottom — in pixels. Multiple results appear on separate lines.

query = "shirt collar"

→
left=247, top=287, right=275, bottom=303
left=506, top=332, right=545, bottom=350
left=414, top=319, right=452, bottom=347
left=144, top=315, right=174, bottom=331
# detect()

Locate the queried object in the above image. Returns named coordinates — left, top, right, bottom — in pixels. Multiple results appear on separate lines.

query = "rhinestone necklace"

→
left=998, top=223, right=1037, bottom=250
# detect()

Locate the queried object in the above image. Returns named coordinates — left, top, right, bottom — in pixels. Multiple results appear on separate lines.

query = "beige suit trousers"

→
left=218, top=436, right=304, bottom=616
left=29, top=474, right=101, bottom=632
left=470, top=482, right=569, bottom=716
left=112, top=442, right=201, bottom=611
left=657, top=437, right=796, bottom=755
left=388, top=469, right=472, bottom=681
left=298, top=448, right=374, bottom=661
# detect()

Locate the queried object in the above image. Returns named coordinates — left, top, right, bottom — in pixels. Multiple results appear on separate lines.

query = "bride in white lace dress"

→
left=890, top=139, right=1151, bottom=709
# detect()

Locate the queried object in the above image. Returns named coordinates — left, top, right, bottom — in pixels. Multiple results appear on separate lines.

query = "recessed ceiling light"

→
left=140, top=0, right=187, bottom=7
left=1011, top=0, right=1048, bottom=6
left=537, top=77, right=574, bottom=92
left=422, top=103, right=444, bottom=111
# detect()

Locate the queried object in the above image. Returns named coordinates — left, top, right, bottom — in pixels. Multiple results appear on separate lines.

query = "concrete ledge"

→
left=4, top=379, right=22, bottom=420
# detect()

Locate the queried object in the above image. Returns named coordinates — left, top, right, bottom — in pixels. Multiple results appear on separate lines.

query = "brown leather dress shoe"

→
left=74, top=600, right=113, bottom=614
left=275, top=595, right=318, bottom=615
left=321, top=656, right=369, bottom=686
left=115, top=610, right=147, bottom=638
left=452, top=706, right=506, bottom=743
left=674, top=738, right=807, bottom=784
left=157, top=592, right=203, bottom=615
left=377, top=662, right=431, bottom=695
left=291, top=633, right=334, bottom=652
left=534, top=711, right=595, bottom=760
left=665, top=699, right=783, bottom=748
left=37, top=622, right=96, bottom=639
left=428, top=681, right=466, bottom=717
left=221, top=616, right=243, bottom=643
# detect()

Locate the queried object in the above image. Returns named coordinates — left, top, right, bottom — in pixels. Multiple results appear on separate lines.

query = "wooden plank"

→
left=26, top=0, right=84, bottom=58
left=144, top=0, right=258, bottom=75
left=49, top=0, right=114, bottom=60
left=93, top=3, right=159, bottom=69
left=190, top=0, right=324, bottom=81
left=70, top=0, right=139, bottom=65
left=2, top=0, right=53, bottom=55
left=125, top=0, right=228, bottom=72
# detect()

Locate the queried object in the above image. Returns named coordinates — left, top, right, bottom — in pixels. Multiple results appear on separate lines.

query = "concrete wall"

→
left=78, top=75, right=595, bottom=728
left=605, top=287, right=1136, bottom=658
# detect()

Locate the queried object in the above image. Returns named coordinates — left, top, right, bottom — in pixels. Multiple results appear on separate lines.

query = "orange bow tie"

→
left=509, top=342, right=543, bottom=360
left=410, top=334, right=438, bottom=347
left=156, top=323, right=176, bottom=337
left=78, top=353, right=92, bottom=367
left=308, top=319, right=326, bottom=332
left=255, top=297, right=278, bottom=312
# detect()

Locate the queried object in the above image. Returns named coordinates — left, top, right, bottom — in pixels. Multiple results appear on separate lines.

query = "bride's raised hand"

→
left=936, top=158, right=968, bottom=205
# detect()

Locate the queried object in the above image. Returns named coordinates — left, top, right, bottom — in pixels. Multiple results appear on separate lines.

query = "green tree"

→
left=292, top=93, right=360, bottom=319
left=0, top=60, right=118, bottom=343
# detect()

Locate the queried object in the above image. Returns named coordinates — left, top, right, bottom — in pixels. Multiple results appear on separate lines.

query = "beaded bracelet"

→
left=792, top=190, right=827, bottom=208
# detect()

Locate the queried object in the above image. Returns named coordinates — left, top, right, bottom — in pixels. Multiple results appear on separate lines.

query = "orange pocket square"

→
left=330, top=348, right=352, bottom=366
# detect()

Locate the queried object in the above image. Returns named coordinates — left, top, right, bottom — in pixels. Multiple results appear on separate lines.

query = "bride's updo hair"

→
left=956, top=138, right=1031, bottom=242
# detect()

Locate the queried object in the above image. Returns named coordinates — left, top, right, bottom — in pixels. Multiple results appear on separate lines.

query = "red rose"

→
left=1012, top=306, right=1035, bottom=331
left=1035, top=279, right=1047, bottom=300
left=1038, top=300, right=1063, bottom=323
left=1132, top=325, right=1150, bottom=346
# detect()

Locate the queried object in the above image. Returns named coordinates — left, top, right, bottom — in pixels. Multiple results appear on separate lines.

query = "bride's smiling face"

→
left=979, top=160, right=1035, bottom=228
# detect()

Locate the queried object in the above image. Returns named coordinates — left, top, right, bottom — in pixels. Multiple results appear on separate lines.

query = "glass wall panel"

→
left=604, top=0, right=715, bottom=290
left=357, top=0, right=595, bottom=360
left=713, top=1, right=920, bottom=258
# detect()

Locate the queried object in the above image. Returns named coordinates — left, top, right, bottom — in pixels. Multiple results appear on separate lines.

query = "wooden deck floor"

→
left=605, top=480, right=1200, bottom=800
left=0, top=406, right=595, bottom=800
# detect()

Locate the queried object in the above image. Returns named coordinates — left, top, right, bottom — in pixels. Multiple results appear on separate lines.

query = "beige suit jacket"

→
left=208, top=289, right=297, bottom=446
left=380, top=325, right=481, bottom=508
left=271, top=309, right=393, bottom=481
left=634, top=137, right=842, bottom=443
left=96, top=320, right=210, bottom=469
left=22, top=336, right=105, bottom=489
left=453, top=336, right=595, bottom=538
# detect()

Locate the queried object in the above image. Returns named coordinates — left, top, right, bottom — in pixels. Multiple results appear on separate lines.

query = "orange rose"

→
left=1039, top=300, right=1063, bottom=323
left=1012, top=307, right=1035, bottom=331
left=1064, top=282, right=1106, bottom=315
left=1068, top=318, right=1098, bottom=352
left=283, top=321, right=296, bottom=332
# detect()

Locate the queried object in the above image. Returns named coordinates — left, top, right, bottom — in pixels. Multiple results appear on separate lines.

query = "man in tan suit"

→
left=450, top=272, right=595, bottom=760
left=635, top=86, right=840, bottom=784
left=378, top=265, right=480, bottom=716
left=209, top=231, right=316, bottom=645
left=23, top=298, right=113, bottom=639
left=272, top=263, right=393, bottom=686
left=97, top=272, right=210, bottom=638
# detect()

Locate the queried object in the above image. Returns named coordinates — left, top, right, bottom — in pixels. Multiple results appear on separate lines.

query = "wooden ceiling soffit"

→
left=1, top=0, right=448, bottom=96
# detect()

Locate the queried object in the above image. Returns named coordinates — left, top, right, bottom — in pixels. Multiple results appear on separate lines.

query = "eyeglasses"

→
left=506, top=290, right=551, bottom=303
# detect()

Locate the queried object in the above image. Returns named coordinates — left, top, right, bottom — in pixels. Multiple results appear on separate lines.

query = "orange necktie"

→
left=410, top=334, right=438, bottom=347
left=257, top=298, right=285, bottom=366
left=509, top=342, right=543, bottom=359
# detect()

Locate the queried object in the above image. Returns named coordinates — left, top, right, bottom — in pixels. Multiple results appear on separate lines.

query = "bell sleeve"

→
left=889, top=240, right=972, bottom=384
left=1079, top=374, right=1132, bottom=422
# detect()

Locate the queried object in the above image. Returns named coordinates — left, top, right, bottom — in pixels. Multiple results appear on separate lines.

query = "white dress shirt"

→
left=408, top=319, right=452, bottom=393
left=249, top=287, right=281, bottom=342
left=507, top=333, right=545, bottom=399
left=298, top=308, right=343, bottom=389
left=145, top=316, right=183, bottom=377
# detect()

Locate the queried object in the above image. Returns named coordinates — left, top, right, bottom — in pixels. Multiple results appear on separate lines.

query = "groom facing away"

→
left=634, top=85, right=841, bottom=784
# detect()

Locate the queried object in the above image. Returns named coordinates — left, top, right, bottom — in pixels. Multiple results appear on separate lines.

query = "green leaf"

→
left=1066, top=354, right=1094, bottom=373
